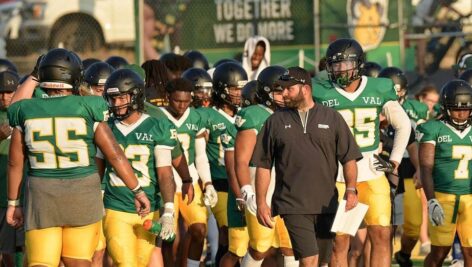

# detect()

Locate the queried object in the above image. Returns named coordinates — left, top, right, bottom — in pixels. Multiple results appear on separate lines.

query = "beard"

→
left=284, top=90, right=304, bottom=108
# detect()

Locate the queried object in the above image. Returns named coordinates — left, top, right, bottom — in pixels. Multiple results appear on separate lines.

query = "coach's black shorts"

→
left=282, top=213, right=335, bottom=260
left=0, top=208, right=25, bottom=253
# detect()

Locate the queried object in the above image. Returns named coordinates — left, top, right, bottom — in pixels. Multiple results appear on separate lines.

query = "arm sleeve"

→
left=195, top=136, right=212, bottom=184
left=251, top=118, right=274, bottom=169
left=155, top=147, right=173, bottom=167
left=335, top=111, right=363, bottom=164
left=382, top=100, right=412, bottom=163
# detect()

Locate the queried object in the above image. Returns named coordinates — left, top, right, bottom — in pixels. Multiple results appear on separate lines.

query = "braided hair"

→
left=141, top=59, right=171, bottom=106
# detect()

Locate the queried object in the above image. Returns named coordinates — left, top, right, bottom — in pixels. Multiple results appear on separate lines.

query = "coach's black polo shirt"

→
left=252, top=104, right=362, bottom=215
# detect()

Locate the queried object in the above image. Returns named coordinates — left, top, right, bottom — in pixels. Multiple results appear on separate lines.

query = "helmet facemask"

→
left=192, top=84, right=213, bottom=108
left=105, top=88, right=144, bottom=121
left=327, top=59, right=361, bottom=88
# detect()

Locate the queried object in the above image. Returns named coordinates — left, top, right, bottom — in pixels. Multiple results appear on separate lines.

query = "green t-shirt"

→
left=416, top=120, right=472, bottom=195
left=313, top=76, right=397, bottom=153
left=160, top=107, right=206, bottom=165
left=200, top=107, right=235, bottom=180
left=103, top=114, right=177, bottom=213
left=402, top=99, right=429, bottom=124
left=8, top=95, right=109, bottom=179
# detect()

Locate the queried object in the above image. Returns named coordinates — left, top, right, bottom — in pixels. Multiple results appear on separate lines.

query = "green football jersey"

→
left=144, top=102, right=167, bottom=120
left=103, top=114, right=177, bottom=213
left=417, top=120, right=472, bottom=195
left=160, top=107, right=206, bottom=165
left=313, top=77, right=397, bottom=153
left=201, top=107, right=235, bottom=180
left=402, top=99, right=429, bottom=124
left=144, top=102, right=183, bottom=159
left=8, top=95, right=108, bottom=179
left=221, top=122, right=237, bottom=151
left=235, top=104, right=273, bottom=134
left=33, top=87, right=48, bottom=99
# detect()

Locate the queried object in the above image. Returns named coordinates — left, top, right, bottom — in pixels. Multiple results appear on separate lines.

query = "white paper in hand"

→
left=330, top=200, right=369, bottom=236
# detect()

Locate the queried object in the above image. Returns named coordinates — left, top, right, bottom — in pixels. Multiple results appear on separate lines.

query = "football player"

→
left=82, top=62, right=115, bottom=96
left=160, top=78, right=215, bottom=267
left=182, top=67, right=213, bottom=109
left=417, top=80, right=472, bottom=267
left=313, top=38, right=411, bottom=267
left=97, top=69, right=176, bottom=266
left=378, top=67, right=429, bottom=267
left=235, top=65, right=297, bottom=267
left=195, top=62, right=248, bottom=266
left=6, top=48, right=150, bottom=266
left=0, top=70, right=24, bottom=266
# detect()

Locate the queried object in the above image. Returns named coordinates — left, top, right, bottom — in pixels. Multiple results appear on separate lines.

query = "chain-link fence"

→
left=1, top=0, right=472, bottom=75
left=0, top=0, right=137, bottom=75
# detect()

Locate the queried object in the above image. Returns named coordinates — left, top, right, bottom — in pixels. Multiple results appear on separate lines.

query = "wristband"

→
left=131, top=185, right=144, bottom=196
left=8, top=199, right=20, bottom=207
left=346, top=187, right=357, bottom=194
left=182, top=178, right=193, bottom=184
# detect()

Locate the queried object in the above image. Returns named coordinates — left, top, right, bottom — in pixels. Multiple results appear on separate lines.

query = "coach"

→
left=252, top=67, right=362, bottom=267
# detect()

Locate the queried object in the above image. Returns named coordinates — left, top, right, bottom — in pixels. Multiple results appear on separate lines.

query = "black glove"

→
left=373, top=154, right=395, bottom=174
left=30, top=54, right=44, bottom=80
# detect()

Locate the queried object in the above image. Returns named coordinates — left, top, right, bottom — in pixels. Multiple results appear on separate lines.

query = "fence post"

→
left=314, top=0, right=321, bottom=71
left=398, top=0, right=406, bottom=71
left=134, top=0, right=144, bottom=65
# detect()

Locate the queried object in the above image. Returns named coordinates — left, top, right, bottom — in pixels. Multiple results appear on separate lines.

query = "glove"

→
left=235, top=197, right=246, bottom=212
left=373, top=154, right=395, bottom=174
left=159, top=203, right=175, bottom=241
left=241, top=185, right=257, bottom=216
left=203, top=184, right=218, bottom=208
left=427, top=198, right=445, bottom=226
left=30, top=54, right=44, bottom=80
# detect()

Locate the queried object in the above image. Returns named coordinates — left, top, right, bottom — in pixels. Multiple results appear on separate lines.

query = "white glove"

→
left=428, top=198, right=445, bottom=226
left=203, top=184, right=218, bottom=208
left=241, top=185, right=257, bottom=216
left=159, top=203, right=175, bottom=241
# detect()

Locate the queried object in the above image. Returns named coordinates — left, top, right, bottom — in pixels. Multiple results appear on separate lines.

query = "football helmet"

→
left=440, top=79, right=472, bottom=131
left=325, top=38, right=364, bottom=88
left=453, top=53, right=472, bottom=77
left=105, top=56, right=129, bottom=70
left=459, top=69, right=472, bottom=85
left=38, top=48, right=83, bottom=90
left=378, top=67, right=408, bottom=98
left=184, top=50, right=209, bottom=70
left=181, top=67, right=213, bottom=108
left=361, top=61, right=382, bottom=77
left=104, top=69, right=145, bottom=120
left=241, top=80, right=258, bottom=107
left=255, top=65, right=287, bottom=109
left=84, top=62, right=115, bottom=86
left=0, top=58, right=18, bottom=73
left=212, top=62, right=248, bottom=108
left=82, top=58, right=101, bottom=71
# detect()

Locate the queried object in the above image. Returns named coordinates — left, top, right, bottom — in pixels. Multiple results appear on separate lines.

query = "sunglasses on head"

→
left=279, top=74, right=306, bottom=84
